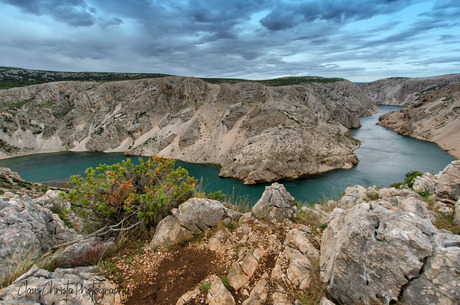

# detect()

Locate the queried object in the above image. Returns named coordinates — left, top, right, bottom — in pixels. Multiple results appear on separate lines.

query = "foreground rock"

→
left=0, top=76, right=377, bottom=183
left=378, top=81, right=460, bottom=158
left=0, top=194, right=76, bottom=284
left=320, top=174, right=460, bottom=305
left=0, top=265, right=121, bottom=305
left=0, top=192, right=114, bottom=285
left=150, top=198, right=242, bottom=249
left=413, top=160, right=460, bottom=201
left=251, top=183, right=296, bottom=221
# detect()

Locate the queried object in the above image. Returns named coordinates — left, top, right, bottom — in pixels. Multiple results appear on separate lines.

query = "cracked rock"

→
left=320, top=203, right=436, bottom=305
left=150, top=198, right=242, bottom=249
left=252, top=183, right=296, bottom=221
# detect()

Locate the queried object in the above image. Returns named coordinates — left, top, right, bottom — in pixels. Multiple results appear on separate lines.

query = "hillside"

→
left=378, top=81, right=460, bottom=158
left=0, top=75, right=377, bottom=184
left=359, top=73, right=460, bottom=106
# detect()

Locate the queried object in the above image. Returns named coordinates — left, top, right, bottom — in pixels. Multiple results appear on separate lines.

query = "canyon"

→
left=0, top=76, right=377, bottom=184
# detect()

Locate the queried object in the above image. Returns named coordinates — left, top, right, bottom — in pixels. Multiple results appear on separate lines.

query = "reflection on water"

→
left=0, top=106, right=456, bottom=204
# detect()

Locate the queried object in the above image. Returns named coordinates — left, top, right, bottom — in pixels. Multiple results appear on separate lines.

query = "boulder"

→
left=252, top=183, right=296, bottom=221
left=206, top=275, right=235, bottom=305
left=50, top=237, right=115, bottom=268
left=0, top=195, right=77, bottom=284
left=320, top=201, right=460, bottom=305
left=0, top=265, right=121, bottom=305
left=413, top=160, right=460, bottom=200
left=401, top=232, right=460, bottom=305
left=150, top=198, right=241, bottom=249
left=242, top=272, right=269, bottom=305
left=272, top=229, right=319, bottom=290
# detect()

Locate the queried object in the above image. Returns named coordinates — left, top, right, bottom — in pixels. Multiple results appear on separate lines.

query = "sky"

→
left=0, top=0, right=459, bottom=82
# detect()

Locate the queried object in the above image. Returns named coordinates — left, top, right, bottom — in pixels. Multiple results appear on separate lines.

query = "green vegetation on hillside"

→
left=0, top=66, right=170, bottom=90
left=201, top=76, right=346, bottom=86
left=0, top=66, right=346, bottom=90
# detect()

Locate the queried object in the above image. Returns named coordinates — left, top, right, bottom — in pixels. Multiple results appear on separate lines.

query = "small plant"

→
left=206, top=190, right=225, bottom=201
left=296, top=258, right=327, bottom=305
left=433, top=210, right=460, bottom=235
left=224, top=221, right=235, bottom=230
left=198, top=281, right=211, bottom=292
left=390, top=170, right=424, bottom=189
left=221, top=277, right=230, bottom=290
left=417, top=188, right=432, bottom=201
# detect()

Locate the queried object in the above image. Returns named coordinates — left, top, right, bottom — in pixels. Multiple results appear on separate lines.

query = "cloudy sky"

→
left=0, top=0, right=459, bottom=82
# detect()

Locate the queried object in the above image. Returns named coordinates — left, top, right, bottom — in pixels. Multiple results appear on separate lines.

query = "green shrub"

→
left=390, top=170, right=424, bottom=189
left=60, top=155, right=197, bottom=235
left=404, top=171, right=423, bottom=188
left=206, top=190, right=225, bottom=201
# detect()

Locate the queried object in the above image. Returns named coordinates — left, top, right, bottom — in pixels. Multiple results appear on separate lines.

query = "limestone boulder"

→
left=413, top=160, right=460, bottom=200
left=252, top=183, right=296, bottom=221
left=150, top=198, right=241, bottom=249
left=0, top=195, right=77, bottom=284
left=0, top=265, right=121, bottom=305
left=206, top=275, right=235, bottom=305
left=320, top=201, right=460, bottom=305
left=401, top=232, right=460, bottom=305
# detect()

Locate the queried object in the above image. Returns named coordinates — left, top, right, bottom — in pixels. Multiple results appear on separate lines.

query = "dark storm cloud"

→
left=1, top=0, right=122, bottom=27
left=259, top=0, right=414, bottom=31
left=1, top=0, right=459, bottom=81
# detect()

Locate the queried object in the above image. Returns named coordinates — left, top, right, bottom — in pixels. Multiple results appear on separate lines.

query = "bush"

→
left=404, top=170, right=423, bottom=188
left=390, top=170, right=424, bottom=189
left=60, top=155, right=197, bottom=235
left=206, top=190, right=225, bottom=201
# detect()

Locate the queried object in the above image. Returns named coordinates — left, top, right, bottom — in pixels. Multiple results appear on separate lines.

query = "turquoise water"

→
left=0, top=106, right=456, bottom=203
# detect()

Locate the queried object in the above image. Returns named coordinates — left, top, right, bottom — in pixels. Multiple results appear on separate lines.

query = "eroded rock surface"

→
left=359, top=73, right=460, bottom=106
left=320, top=175, right=460, bottom=305
left=252, top=183, right=296, bottom=221
left=413, top=160, right=460, bottom=201
left=0, top=194, right=76, bottom=283
left=150, top=198, right=242, bottom=249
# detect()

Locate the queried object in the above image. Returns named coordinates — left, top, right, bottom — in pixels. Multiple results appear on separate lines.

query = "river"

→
left=0, top=106, right=456, bottom=204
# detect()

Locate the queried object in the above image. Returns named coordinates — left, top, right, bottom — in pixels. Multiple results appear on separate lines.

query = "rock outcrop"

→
left=360, top=73, right=460, bottom=106
left=413, top=160, right=460, bottom=201
left=150, top=198, right=242, bottom=249
left=320, top=174, right=460, bottom=305
left=0, top=194, right=76, bottom=284
left=0, top=265, right=121, bottom=305
left=0, top=76, right=377, bottom=183
left=0, top=192, right=114, bottom=285
left=378, top=81, right=460, bottom=158
left=251, top=182, right=296, bottom=221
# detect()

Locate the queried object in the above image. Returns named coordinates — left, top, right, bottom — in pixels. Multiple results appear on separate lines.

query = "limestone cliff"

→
left=378, top=81, right=460, bottom=158
left=0, top=76, right=377, bottom=183
left=360, top=73, right=460, bottom=106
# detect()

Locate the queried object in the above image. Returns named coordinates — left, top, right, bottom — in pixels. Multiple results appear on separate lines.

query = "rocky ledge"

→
left=0, top=77, right=377, bottom=183
left=1, top=161, right=459, bottom=304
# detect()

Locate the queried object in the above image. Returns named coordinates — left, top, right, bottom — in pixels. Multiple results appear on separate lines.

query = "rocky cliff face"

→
left=378, top=81, right=460, bottom=158
left=360, top=73, right=460, bottom=106
left=0, top=76, right=377, bottom=184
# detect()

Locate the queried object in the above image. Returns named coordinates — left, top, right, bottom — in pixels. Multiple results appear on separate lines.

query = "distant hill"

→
left=359, top=74, right=460, bottom=106
left=0, top=66, right=346, bottom=90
